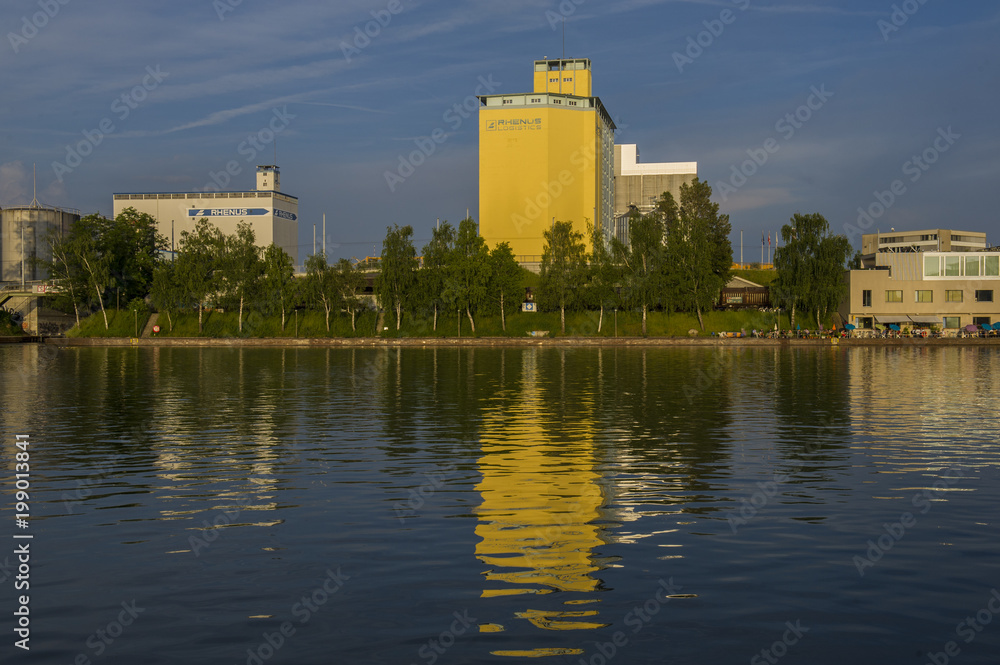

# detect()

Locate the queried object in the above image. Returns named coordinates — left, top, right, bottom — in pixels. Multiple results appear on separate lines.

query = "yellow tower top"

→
left=533, top=58, right=592, bottom=97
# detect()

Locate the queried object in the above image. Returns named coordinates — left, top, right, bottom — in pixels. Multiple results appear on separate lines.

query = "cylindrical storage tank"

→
left=0, top=205, right=80, bottom=283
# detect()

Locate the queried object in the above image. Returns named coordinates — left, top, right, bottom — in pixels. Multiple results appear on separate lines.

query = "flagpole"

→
left=740, top=230, right=743, bottom=267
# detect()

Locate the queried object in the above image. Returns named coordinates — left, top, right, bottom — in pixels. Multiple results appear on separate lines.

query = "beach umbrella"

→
left=965, top=324, right=978, bottom=333
left=890, top=324, right=901, bottom=331
left=844, top=324, right=856, bottom=330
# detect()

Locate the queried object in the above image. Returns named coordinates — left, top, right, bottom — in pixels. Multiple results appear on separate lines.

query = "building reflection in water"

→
left=475, top=349, right=607, bottom=658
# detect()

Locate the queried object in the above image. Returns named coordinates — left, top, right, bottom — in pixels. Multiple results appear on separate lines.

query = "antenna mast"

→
left=30, top=163, right=39, bottom=208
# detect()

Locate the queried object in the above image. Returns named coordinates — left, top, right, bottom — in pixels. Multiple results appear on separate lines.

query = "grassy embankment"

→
left=66, top=310, right=152, bottom=338
left=67, top=269, right=833, bottom=338
left=64, top=307, right=837, bottom=338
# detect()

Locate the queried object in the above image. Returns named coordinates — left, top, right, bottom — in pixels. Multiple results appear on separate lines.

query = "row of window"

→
left=925, top=254, right=1000, bottom=277
left=945, top=317, right=992, bottom=328
left=548, top=77, right=574, bottom=83
left=863, top=289, right=994, bottom=306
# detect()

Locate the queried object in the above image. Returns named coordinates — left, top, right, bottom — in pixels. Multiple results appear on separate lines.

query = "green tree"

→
left=176, top=219, right=224, bottom=334
left=375, top=225, right=418, bottom=331
left=420, top=222, right=456, bottom=332
left=305, top=253, right=337, bottom=332
left=487, top=241, right=522, bottom=333
left=149, top=261, right=186, bottom=333
left=218, top=222, right=263, bottom=334
left=662, top=179, right=732, bottom=331
left=612, top=210, right=664, bottom=336
left=540, top=220, right=588, bottom=334
left=73, top=215, right=114, bottom=330
left=334, top=258, right=366, bottom=332
left=448, top=217, right=490, bottom=334
left=108, top=207, right=166, bottom=304
left=587, top=220, right=620, bottom=334
left=773, top=213, right=852, bottom=328
left=261, top=244, right=296, bottom=332
left=41, top=227, right=87, bottom=327
left=38, top=209, right=165, bottom=329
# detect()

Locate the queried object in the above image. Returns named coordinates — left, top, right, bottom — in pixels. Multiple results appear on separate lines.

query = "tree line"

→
left=39, top=183, right=854, bottom=336
left=42, top=208, right=371, bottom=335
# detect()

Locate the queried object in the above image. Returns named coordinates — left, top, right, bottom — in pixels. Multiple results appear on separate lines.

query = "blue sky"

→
left=2, top=0, right=997, bottom=263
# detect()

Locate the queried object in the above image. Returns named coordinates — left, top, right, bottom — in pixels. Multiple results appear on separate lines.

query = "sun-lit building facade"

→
left=478, top=58, right=615, bottom=261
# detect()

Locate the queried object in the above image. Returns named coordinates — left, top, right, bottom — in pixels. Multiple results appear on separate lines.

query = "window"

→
left=924, top=255, right=940, bottom=277
left=553, top=99, right=562, bottom=104
left=945, top=256, right=961, bottom=276
left=563, top=77, right=573, bottom=82
left=530, top=98, right=540, bottom=103
left=944, top=317, right=961, bottom=329
left=975, top=290, right=994, bottom=302
left=946, top=290, right=963, bottom=303
left=502, top=99, right=513, bottom=105
left=986, top=256, right=999, bottom=276
left=915, top=290, right=933, bottom=303
left=549, top=78, right=558, bottom=83
left=885, top=290, right=903, bottom=303
left=862, top=290, right=872, bottom=307
left=569, top=101, right=578, bottom=106
left=966, top=256, right=980, bottom=277
left=973, top=317, right=992, bottom=326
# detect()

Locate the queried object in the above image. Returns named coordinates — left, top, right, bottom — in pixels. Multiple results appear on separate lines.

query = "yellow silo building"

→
left=478, top=58, right=616, bottom=260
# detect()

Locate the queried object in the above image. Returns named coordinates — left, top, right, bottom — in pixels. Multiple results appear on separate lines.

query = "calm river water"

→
left=1, top=345, right=999, bottom=664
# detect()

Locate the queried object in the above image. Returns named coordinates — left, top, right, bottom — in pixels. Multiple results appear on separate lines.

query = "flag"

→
left=762, top=232, right=765, bottom=246
left=768, top=233, right=771, bottom=247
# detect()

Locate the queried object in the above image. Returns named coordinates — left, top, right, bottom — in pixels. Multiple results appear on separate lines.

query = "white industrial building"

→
left=113, top=165, right=299, bottom=265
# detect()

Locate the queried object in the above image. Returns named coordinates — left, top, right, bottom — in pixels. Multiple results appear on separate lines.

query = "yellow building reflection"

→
left=475, top=350, right=607, bottom=656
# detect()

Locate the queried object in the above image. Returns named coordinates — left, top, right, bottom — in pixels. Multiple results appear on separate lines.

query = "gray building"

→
left=612, top=144, right=697, bottom=244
